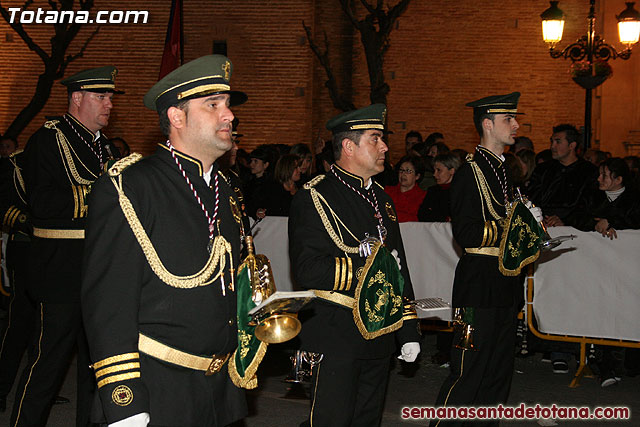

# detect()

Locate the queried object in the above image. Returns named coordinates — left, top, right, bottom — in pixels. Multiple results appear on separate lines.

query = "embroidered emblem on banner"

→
left=363, top=270, right=402, bottom=323
left=112, top=385, right=133, bottom=406
left=385, top=202, right=397, bottom=222
left=355, top=267, right=364, bottom=280
left=230, top=196, right=242, bottom=225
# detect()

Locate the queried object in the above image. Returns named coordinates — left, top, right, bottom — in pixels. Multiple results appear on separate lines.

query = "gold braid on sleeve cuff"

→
left=402, top=303, right=418, bottom=320
left=3, top=206, right=20, bottom=228
left=333, top=257, right=353, bottom=291
left=92, top=352, right=141, bottom=389
left=481, top=220, right=498, bottom=247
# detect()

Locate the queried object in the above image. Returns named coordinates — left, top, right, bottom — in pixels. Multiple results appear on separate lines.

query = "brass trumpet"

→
left=244, top=236, right=301, bottom=344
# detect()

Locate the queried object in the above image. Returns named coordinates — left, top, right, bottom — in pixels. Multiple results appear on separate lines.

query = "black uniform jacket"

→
left=527, top=158, right=599, bottom=226
left=572, top=186, right=640, bottom=232
left=0, top=151, right=31, bottom=237
left=82, top=145, right=245, bottom=425
left=23, top=114, right=109, bottom=302
left=288, top=165, right=420, bottom=360
left=450, top=146, right=521, bottom=308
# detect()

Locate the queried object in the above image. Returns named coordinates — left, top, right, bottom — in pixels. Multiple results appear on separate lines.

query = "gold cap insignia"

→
left=222, top=61, right=231, bottom=81
left=385, top=202, right=396, bottom=222
left=111, top=69, right=117, bottom=81
left=112, top=385, right=133, bottom=406
left=381, top=108, right=387, bottom=125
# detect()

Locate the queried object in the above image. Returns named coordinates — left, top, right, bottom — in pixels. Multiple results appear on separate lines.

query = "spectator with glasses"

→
left=384, top=155, right=426, bottom=222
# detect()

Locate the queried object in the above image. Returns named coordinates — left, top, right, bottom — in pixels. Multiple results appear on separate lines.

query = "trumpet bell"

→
left=254, top=313, right=302, bottom=344
left=455, top=324, right=477, bottom=351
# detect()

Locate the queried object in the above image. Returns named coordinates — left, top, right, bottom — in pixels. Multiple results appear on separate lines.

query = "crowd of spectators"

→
left=227, top=126, right=640, bottom=386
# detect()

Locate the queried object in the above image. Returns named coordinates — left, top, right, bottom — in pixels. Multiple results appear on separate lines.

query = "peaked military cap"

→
left=232, top=117, right=243, bottom=139
left=326, top=104, right=387, bottom=134
left=144, top=54, right=248, bottom=111
left=466, top=92, right=523, bottom=115
left=61, top=66, right=124, bottom=94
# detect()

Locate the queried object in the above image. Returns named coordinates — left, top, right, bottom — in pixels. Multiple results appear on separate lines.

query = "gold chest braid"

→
left=45, top=120, right=98, bottom=186
left=109, top=155, right=233, bottom=289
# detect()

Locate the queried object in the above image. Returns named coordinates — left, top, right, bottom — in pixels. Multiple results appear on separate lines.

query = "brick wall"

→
left=0, top=0, right=637, bottom=160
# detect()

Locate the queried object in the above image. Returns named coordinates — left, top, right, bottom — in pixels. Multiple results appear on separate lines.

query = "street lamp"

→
left=540, top=0, right=640, bottom=149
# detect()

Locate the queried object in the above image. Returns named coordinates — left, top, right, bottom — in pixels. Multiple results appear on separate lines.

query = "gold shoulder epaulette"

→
left=8, top=149, right=24, bottom=158
left=43, top=119, right=60, bottom=130
left=465, top=153, right=475, bottom=163
left=303, top=174, right=325, bottom=189
left=108, top=153, right=143, bottom=177
left=374, top=181, right=384, bottom=190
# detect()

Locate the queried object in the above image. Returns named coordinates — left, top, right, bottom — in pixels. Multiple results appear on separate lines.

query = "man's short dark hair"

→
left=405, top=130, right=423, bottom=143
left=552, top=124, right=582, bottom=151
left=473, top=111, right=495, bottom=137
left=158, top=99, right=190, bottom=137
left=332, top=130, right=364, bottom=161
left=425, top=132, right=444, bottom=146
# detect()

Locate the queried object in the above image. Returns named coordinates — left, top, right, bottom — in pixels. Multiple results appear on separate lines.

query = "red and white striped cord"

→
left=166, top=141, right=219, bottom=240
left=330, top=165, right=384, bottom=225
left=64, top=115, right=104, bottom=169
left=476, top=146, right=509, bottom=205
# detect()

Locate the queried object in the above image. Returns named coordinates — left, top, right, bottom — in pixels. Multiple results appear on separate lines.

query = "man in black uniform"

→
left=289, top=104, right=421, bottom=427
left=82, top=55, right=248, bottom=427
left=434, top=93, right=541, bottom=426
left=0, top=149, right=33, bottom=413
left=11, top=66, right=122, bottom=427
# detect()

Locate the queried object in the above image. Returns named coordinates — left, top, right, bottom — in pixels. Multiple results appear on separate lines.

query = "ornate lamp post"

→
left=540, top=1, right=640, bottom=149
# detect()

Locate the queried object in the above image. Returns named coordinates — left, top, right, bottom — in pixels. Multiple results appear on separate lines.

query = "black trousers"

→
left=10, top=302, right=94, bottom=427
left=303, top=355, right=391, bottom=427
left=433, top=305, right=519, bottom=427
left=0, top=240, right=35, bottom=400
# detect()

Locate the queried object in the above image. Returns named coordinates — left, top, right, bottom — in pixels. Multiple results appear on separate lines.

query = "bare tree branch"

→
left=303, top=21, right=355, bottom=112
left=339, top=0, right=359, bottom=29
left=1, top=0, right=99, bottom=138
left=359, top=0, right=376, bottom=15
left=58, top=25, right=99, bottom=78
left=0, top=2, right=50, bottom=62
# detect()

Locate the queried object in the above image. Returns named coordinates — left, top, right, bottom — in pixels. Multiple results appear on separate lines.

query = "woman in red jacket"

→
left=384, top=155, right=426, bottom=222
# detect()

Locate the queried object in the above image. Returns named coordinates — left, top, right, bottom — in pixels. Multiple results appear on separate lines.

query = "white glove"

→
left=109, top=413, right=150, bottom=427
left=523, top=200, right=543, bottom=223
left=528, top=206, right=543, bottom=223
left=397, top=342, right=420, bottom=362
left=391, top=249, right=402, bottom=272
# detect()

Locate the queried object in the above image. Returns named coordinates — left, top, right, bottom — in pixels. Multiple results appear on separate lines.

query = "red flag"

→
left=159, top=0, right=183, bottom=79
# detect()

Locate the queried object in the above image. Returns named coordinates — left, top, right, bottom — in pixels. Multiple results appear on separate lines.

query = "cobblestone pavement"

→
left=0, top=329, right=638, bottom=426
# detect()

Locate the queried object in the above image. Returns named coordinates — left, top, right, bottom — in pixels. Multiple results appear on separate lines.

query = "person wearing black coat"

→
left=434, top=93, right=542, bottom=427
left=572, top=157, right=640, bottom=236
left=289, top=104, right=420, bottom=427
left=11, top=66, right=122, bottom=427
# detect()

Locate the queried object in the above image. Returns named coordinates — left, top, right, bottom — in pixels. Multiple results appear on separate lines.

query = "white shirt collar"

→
left=203, top=166, right=214, bottom=185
